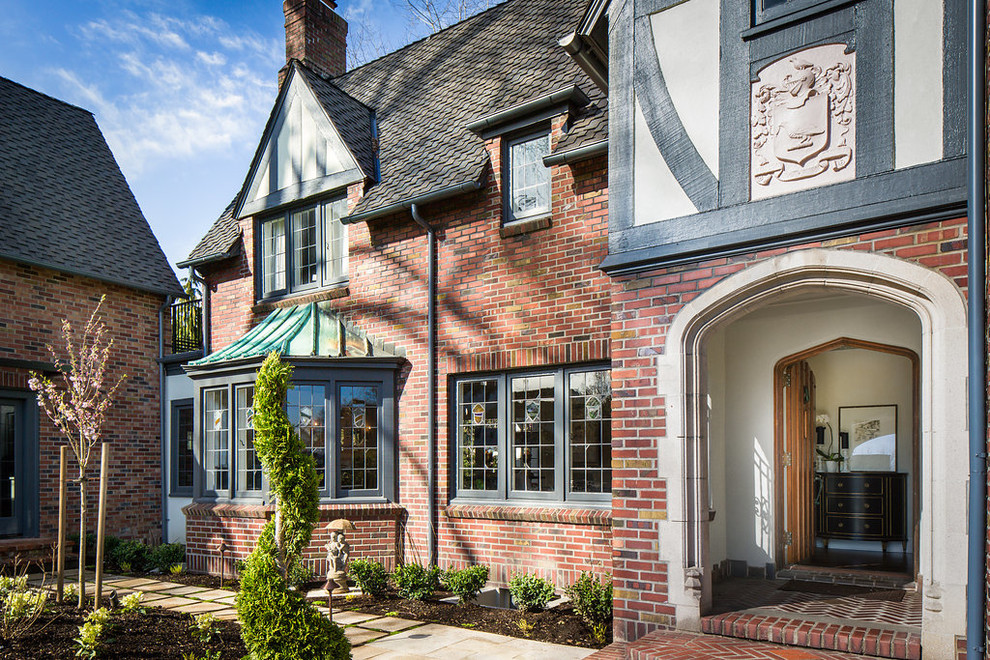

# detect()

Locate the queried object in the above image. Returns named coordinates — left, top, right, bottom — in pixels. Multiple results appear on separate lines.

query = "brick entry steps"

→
left=587, top=630, right=866, bottom=659
left=701, top=612, right=921, bottom=659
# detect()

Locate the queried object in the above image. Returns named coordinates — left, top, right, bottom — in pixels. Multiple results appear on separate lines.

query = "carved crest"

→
left=751, top=44, right=855, bottom=199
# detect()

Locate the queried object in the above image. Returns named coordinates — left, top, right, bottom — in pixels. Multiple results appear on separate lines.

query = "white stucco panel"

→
left=650, top=0, right=720, bottom=178
left=634, top=96, right=697, bottom=225
left=894, top=0, right=944, bottom=169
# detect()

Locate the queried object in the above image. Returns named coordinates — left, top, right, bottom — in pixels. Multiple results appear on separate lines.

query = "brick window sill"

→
left=183, top=500, right=405, bottom=520
left=253, top=284, right=349, bottom=313
left=444, top=503, right=611, bottom=526
left=499, top=215, right=552, bottom=238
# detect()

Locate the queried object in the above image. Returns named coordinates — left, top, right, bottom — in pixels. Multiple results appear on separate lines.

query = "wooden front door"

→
left=780, top=361, right=815, bottom=565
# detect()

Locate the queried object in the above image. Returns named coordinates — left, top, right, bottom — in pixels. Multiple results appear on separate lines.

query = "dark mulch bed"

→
left=132, top=571, right=240, bottom=591
left=0, top=601, right=247, bottom=659
left=323, top=592, right=608, bottom=649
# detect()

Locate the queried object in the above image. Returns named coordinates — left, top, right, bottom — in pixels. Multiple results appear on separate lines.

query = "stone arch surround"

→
left=656, top=248, right=968, bottom=657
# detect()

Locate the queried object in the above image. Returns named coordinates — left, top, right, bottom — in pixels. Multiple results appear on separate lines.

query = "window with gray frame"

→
left=258, top=197, right=348, bottom=299
left=196, top=367, right=395, bottom=502
left=753, top=0, right=833, bottom=24
left=170, top=399, right=194, bottom=496
left=452, top=365, right=611, bottom=504
left=505, top=131, right=551, bottom=224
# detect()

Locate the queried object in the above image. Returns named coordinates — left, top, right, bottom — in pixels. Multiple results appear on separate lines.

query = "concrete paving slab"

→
left=333, top=611, right=383, bottom=625
left=366, top=624, right=499, bottom=656
left=160, top=585, right=209, bottom=596
left=357, top=617, right=421, bottom=633
left=214, top=611, right=240, bottom=621
left=113, top=578, right=163, bottom=589
left=173, top=601, right=229, bottom=614
left=349, top=645, right=388, bottom=660
left=344, top=628, right=389, bottom=645
left=213, top=595, right=237, bottom=605
left=134, top=592, right=172, bottom=603
left=148, top=596, right=199, bottom=609
left=190, top=589, right=236, bottom=601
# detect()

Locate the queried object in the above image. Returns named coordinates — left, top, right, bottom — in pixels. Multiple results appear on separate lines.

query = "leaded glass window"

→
left=511, top=374, right=556, bottom=493
left=288, top=384, right=326, bottom=489
left=568, top=370, right=612, bottom=493
left=261, top=218, right=286, bottom=295
left=204, top=388, right=229, bottom=492
left=507, top=132, right=551, bottom=223
left=291, top=207, right=318, bottom=288
left=458, top=379, right=499, bottom=492
left=236, top=386, right=262, bottom=493
left=339, top=385, right=380, bottom=491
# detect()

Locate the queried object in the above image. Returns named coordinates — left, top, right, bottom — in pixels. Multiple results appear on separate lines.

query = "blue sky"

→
left=0, top=0, right=419, bottom=275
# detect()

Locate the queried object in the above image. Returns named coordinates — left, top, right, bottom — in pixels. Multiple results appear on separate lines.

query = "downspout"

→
left=189, top=268, right=209, bottom=354
left=410, top=203, right=437, bottom=567
left=158, top=296, right=173, bottom=544
left=967, top=0, right=987, bottom=655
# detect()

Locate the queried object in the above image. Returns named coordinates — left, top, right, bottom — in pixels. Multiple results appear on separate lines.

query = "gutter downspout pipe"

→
left=410, top=204, right=438, bottom=567
left=158, top=296, right=173, bottom=544
left=967, top=0, right=987, bottom=655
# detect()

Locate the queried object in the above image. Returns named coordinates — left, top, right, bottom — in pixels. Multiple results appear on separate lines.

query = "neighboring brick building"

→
left=178, top=0, right=612, bottom=587
left=0, top=76, right=183, bottom=555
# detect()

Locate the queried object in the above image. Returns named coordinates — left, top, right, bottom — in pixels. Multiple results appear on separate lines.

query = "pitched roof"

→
left=0, top=76, right=182, bottom=296
left=187, top=0, right=606, bottom=265
left=178, top=198, right=241, bottom=268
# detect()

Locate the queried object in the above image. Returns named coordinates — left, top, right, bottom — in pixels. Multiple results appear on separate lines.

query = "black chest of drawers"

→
left=814, top=472, right=907, bottom=552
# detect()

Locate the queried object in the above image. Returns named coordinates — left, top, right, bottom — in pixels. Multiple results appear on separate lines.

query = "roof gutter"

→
left=543, top=139, right=608, bottom=167
left=465, top=85, right=590, bottom=135
left=342, top=180, right=482, bottom=225
left=559, top=32, right=608, bottom=93
left=410, top=204, right=438, bottom=568
left=965, top=0, right=987, bottom=654
left=176, top=246, right=240, bottom=270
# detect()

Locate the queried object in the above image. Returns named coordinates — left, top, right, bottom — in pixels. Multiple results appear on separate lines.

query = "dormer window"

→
left=258, top=197, right=348, bottom=300
left=505, top=131, right=551, bottom=224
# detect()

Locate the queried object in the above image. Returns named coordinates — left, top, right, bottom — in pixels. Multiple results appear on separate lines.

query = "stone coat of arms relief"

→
left=751, top=44, right=856, bottom=200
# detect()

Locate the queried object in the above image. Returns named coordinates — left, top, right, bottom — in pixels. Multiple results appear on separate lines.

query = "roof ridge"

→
left=295, top=61, right=376, bottom=115
left=335, top=0, right=516, bottom=80
left=0, top=76, right=95, bottom=117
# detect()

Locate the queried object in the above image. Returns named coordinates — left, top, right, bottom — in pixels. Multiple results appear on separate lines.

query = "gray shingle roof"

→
left=177, top=198, right=240, bottom=268
left=302, top=67, right=377, bottom=181
left=0, top=76, right=182, bottom=297
left=187, top=0, right=606, bottom=264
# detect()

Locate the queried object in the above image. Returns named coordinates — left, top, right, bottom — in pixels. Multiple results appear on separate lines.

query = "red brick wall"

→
left=197, top=130, right=612, bottom=586
left=608, top=218, right=969, bottom=641
left=0, top=259, right=165, bottom=545
left=282, top=0, right=347, bottom=83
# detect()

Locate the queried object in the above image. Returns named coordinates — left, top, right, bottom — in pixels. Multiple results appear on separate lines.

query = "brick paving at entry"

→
left=587, top=631, right=866, bottom=660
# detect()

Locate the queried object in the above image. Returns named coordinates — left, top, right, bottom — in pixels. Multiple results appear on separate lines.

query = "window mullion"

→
left=498, top=374, right=508, bottom=501
left=554, top=369, right=565, bottom=502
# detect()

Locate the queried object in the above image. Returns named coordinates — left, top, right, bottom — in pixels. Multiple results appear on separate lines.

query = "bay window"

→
left=452, top=365, right=611, bottom=504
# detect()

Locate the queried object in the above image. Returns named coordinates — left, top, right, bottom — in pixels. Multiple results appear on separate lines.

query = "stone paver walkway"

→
left=37, top=571, right=593, bottom=659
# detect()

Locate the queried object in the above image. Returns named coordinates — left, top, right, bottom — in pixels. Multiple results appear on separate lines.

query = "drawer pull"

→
left=865, top=482, right=871, bottom=489
left=864, top=503, right=870, bottom=510
left=864, top=523, right=871, bottom=530
left=838, top=522, right=844, bottom=528
left=837, top=482, right=844, bottom=488
left=838, top=502, right=844, bottom=508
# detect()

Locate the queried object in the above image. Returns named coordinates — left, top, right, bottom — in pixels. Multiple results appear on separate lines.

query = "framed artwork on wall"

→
left=839, top=405, right=897, bottom=472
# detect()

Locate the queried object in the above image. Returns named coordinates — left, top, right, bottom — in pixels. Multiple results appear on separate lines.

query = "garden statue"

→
left=324, top=518, right=356, bottom=594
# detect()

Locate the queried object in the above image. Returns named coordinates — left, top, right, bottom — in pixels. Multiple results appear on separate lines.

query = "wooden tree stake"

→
left=94, top=443, right=110, bottom=608
left=56, top=446, right=68, bottom=603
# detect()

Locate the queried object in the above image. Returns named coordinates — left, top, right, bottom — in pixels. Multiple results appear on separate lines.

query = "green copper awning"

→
left=189, top=302, right=403, bottom=366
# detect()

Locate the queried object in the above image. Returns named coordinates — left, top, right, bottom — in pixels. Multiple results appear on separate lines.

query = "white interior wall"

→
left=712, top=292, right=922, bottom=567
left=806, top=348, right=915, bottom=551
left=707, top=326, right=728, bottom=565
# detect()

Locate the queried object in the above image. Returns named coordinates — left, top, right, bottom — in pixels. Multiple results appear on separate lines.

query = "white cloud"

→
left=55, top=7, right=282, bottom=176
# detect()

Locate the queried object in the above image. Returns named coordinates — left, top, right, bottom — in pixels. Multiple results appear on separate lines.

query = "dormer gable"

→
left=236, top=63, right=368, bottom=219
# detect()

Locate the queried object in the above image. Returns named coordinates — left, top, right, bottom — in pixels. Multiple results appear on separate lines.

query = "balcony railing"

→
left=171, top=298, right=203, bottom=354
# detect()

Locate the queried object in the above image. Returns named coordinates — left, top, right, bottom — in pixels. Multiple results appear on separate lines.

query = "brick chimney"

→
left=280, top=0, right=348, bottom=86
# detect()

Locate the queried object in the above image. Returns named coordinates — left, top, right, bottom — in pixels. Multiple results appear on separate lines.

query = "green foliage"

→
left=70, top=533, right=122, bottom=565
left=182, top=652, right=220, bottom=660
left=190, top=612, right=219, bottom=644
left=441, top=565, right=489, bottom=605
left=235, top=353, right=349, bottom=660
left=508, top=573, right=556, bottom=612
left=73, top=621, right=103, bottom=659
left=86, top=608, right=111, bottom=626
left=119, top=592, right=144, bottom=613
left=516, top=618, right=534, bottom=636
left=565, top=572, right=612, bottom=643
left=392, top=563, right=441, bottom=601
left=0, top=564, right=46, bottom=640
left=169, top=564, right=185, bottom=575
left=287, top=561, right=314, bottom=587
left=110, top=540, right=149, bottom=572
left=349, top=559, right=389, bottom=598
left=149, top=543, right=185, bottom=573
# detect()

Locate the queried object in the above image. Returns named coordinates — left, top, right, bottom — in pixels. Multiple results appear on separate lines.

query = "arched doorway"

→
left=655, top=248, right=967, bottom=657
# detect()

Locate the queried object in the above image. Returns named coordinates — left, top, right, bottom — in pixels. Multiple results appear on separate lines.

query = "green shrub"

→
left=441, top=565, right=489, bottom=605
left=392, top=563, right=441, bottom=601
left=190, top=612, right=219, bottom=644
left=235, top=353, right=349, bottom=660
left=508, top=573, right=555, bottom=612
left=287, top=560, right=314, bottom=588
left=565, top=572, right=612, bottom=643
left=149, top=543, right=185, bottom=573
left=110, top=540, right=149, bottom=572
left=349, top=559, right=389, bottom=598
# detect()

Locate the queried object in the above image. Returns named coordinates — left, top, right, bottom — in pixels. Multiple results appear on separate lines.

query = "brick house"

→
left=593, top=0, right=973, bottom=657
left=0, top=76, right=183, bottom=556
left=177, top=0, right=612, bottom=587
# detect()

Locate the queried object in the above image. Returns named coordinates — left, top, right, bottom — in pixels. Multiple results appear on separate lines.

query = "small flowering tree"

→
left=28, top=296, right=125, bottom=608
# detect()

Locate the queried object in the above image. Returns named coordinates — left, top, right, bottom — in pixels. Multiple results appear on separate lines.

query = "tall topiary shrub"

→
left=235, top=352, right=349, bottom=660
